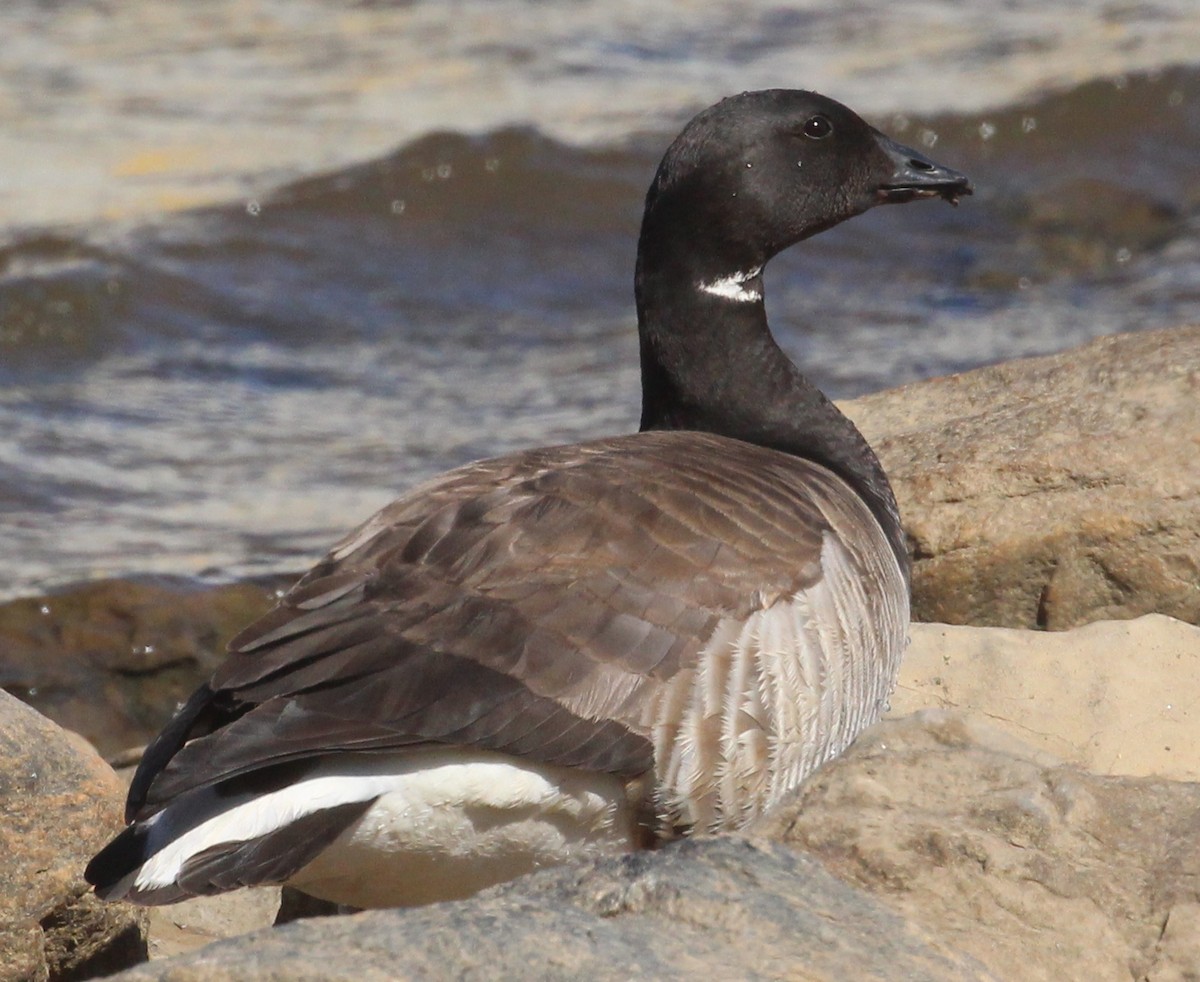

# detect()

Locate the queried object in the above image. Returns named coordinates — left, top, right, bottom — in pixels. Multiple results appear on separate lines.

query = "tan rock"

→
left=144, top=890, right=281, bottom=961
left=891, top=615, right=1200, bottom=781
left=6, top=328, right=1197, bottom=975
left=0, top=690, right=147, bottom=980
left=761, top=711, right=1200, bottom=982
left=844, top=325, right=1200, bottom=629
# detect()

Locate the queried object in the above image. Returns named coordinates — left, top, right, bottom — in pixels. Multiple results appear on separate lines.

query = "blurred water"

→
left=1, top=3, right=1198, bottom=598
left=3, top=0, right=1199, bottom=225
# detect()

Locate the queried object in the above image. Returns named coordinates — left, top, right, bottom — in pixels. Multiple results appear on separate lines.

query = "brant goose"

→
left=87, top=90, right=970, bottom=908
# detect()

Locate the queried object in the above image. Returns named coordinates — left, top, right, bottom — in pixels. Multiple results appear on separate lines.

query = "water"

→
left=1, top=1, right=1199, bottom=599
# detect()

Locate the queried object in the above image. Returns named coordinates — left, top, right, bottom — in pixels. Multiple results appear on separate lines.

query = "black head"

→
left=638, top=89, right=971, bottom=278
left=635, top=91, right=970, bottom=576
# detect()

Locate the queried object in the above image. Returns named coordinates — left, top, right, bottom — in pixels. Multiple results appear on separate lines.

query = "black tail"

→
left=85, top=821, right=155, bottom=900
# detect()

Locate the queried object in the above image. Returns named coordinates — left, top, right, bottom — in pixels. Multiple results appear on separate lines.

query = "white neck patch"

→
left=698, top=266, right=763, bottom=303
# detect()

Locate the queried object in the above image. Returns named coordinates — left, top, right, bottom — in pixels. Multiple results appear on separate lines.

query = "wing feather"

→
left=130, top=431, right=904, bottom=836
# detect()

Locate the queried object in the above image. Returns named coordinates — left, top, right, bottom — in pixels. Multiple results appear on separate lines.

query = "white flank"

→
left=133, top=748, right=634, bottom=906
left=698, top=266, right=763, bottom=302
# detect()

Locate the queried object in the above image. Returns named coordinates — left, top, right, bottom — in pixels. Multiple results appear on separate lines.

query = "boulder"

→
left=101, top=836, right=990, bottom=982
left=760, top=711, right=1200, bottom=982
left=893, top=615, right=1200, bottom=781
left=0, top=690, right=147, bottom=981
left=844, top=325, right=1200, bottom=629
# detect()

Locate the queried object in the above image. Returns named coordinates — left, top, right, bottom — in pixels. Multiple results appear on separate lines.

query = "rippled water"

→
left=1, top=2, right=1198, bottom=598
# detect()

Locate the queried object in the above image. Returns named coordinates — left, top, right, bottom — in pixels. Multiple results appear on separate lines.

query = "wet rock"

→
left=1001, top=177, right=1181, bottom=280
left=0, top=576, right=290, bottom=758
left=0, top=690, right=147, bottom=981
left=101, top=836, right=990, bottom=982
left=845, top=325, right=1200, bottom=629
left=894, top=615, right=1200, bottom=780
left=759, top=711, right=1200, bottom=982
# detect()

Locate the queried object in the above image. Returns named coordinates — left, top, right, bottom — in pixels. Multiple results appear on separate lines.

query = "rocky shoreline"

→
left=2, top=326, right=1198, bottom=980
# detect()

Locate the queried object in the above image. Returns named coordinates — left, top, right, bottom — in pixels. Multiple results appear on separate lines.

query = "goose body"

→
left=87, top=89, right=970, bottom=908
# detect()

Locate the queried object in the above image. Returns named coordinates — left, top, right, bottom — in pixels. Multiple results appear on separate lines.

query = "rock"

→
left=6, top=328, right=1197, bottom=976
left=101, top=837, right=991, bottom=982
left=892, top=616, right=1200, bottom=781
left=0, top=576, right=290, bottom=758
left=143, top=891, right=281, bottom=961
left=0, top=690, right=147, bottom=981
left=843, top=325, right=1200, bottom=629
left=759, top=711, right=1200, bottom=982
left=999, top=177, right=1183, bottom=282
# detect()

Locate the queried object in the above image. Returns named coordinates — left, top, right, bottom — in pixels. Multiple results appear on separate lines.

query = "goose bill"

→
left=877, top=184, right=970, bottom=205
left=874, top=132, right=973, bottom=206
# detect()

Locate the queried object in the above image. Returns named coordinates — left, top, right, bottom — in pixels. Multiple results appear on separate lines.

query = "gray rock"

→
left=102, top=837, right=990, bottom=982
left=760, top=711, right=1200, bottom=982
left=843, top=324, right=1200, bottom=629
left=0, top=690, right=147, bottom=981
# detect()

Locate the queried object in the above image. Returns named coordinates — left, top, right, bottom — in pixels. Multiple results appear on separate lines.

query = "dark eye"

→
left=803, top=115, right=833, bottom=139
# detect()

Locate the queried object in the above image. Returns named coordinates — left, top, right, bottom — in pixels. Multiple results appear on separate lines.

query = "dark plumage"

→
left=87, top=89, right=970, bottom=909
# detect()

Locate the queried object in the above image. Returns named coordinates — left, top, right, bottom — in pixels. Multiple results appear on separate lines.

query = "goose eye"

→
left=803, top=115, right=833, bottom=139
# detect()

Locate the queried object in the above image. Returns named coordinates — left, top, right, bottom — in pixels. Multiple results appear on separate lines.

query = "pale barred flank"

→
left=649, top=468, right=907, bottom=834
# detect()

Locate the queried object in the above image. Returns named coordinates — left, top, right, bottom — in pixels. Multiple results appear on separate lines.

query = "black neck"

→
left=635, top=248, right=909, bottom=580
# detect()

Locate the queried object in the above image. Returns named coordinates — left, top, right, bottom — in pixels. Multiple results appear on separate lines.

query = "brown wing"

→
left=131, top=431, right=832, bottom=818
